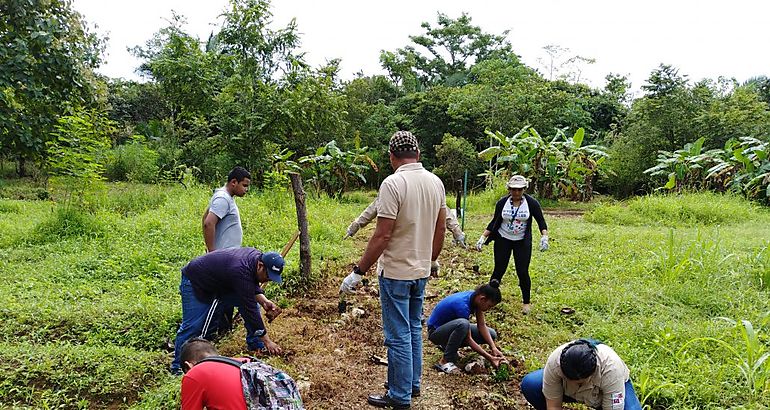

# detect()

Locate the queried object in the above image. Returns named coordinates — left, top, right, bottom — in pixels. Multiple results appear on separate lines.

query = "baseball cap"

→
left=261, top=252, right=284, bottom=284
left=389, top=130, right=419, bottom=153
left=506, top=175, right=528, bottom=189
left=559, top=340, right=598, bottom=380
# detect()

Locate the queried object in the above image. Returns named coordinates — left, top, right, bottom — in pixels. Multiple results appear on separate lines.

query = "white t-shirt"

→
left=208, top=187, right=243, bottom=250
left=498, top=197, right=529, bottom=241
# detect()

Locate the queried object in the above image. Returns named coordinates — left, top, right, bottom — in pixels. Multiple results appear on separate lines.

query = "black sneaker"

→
left=383, top=382, right=420, bottom=397
left=367, top=393, right=410, bottom=409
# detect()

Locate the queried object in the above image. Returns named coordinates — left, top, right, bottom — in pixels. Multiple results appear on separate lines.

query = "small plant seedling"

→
left=491, top=362, right=511, bottom=382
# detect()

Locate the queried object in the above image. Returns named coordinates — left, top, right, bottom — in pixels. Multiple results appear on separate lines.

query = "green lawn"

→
left=0, top=182, right=768, bottom=408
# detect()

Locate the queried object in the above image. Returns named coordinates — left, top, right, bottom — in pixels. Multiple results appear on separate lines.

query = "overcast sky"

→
left=73, top=0, right=770, bottom=93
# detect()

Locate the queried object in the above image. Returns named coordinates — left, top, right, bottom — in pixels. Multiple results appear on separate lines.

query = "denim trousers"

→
left=170, top=274, right=262, bottom=373
left=379, top=275, right=428, bottom=406
left=520, top=369, right=643, bottom=410
left=428, top=318, right=497, bottom=363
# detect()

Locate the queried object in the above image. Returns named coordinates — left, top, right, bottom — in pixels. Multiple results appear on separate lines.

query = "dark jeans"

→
left=492, top=236, right=531, bottom=303
left=171, top=274, right=263, bottom=373
left=427, top=318, right=497, bottom=363
left=520, top=369, right=642, bottom=410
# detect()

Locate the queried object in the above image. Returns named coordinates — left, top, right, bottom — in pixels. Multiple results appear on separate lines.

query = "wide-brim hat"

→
left=506, top=175, right=528, bottom=189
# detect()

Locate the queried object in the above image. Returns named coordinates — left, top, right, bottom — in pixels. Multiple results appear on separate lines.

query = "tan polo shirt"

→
left=542, top=342, right=631, bottom=410
left=376, top=162, right=445, bottom=280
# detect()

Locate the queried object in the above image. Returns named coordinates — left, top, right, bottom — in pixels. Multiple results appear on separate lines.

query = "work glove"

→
left=343, top=226, right=356, bottom=240
left=475, top=235, right=486, bottom=252
left=539, top=235, right=549, bottom=252
left=431, top=260, right=440, bottom=276
left=339, top=271, right=363, bottom=294
left=453, top=233, right=467, bottom=248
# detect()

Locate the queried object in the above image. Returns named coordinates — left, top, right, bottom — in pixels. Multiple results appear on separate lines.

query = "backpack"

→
left=199, top=356, right=304, bottom=410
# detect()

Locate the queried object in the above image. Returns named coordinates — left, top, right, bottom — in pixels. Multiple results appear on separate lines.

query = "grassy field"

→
left=1, top=179, right=769, bottom=409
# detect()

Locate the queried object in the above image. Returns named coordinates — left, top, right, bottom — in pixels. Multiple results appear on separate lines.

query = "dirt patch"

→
left=544, top=209, right=586, bottom=218
left=218, top=239, right=529, bottom=409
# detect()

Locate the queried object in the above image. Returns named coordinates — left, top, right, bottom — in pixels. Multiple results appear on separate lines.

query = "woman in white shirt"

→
left=475, top=175, right=548, bottom=314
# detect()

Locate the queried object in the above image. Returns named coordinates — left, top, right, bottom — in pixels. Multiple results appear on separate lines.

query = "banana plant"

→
left=478, top=126, right=608, bottom=200
left=644, top=137, right=725, bottom=192
left=707, top=137, right=770, bottom=202
left=296, top=138, right=377, bottom=198
left=553, top=127, right=610, bottom=200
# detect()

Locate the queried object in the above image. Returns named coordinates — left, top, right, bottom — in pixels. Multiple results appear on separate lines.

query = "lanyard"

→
left=509, top=196, right=523, bottom=220
left=507, top=196, right=523, bottom=229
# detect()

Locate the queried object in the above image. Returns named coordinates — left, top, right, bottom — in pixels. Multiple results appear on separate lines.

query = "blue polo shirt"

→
left=427, top=290, right=475, bottom=330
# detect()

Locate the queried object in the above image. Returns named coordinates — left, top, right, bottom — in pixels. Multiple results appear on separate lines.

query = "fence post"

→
left=289, top=173, right=312, bottom=280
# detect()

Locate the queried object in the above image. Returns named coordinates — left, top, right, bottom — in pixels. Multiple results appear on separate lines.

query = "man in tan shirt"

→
left=340, top=130, right=446, bottom=410
left=520, top=339, right=642, bottom=410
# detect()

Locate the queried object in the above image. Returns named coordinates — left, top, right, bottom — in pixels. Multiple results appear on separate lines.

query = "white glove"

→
left=475, top=235, right=486, bottom=252
left=454, top=233, right=467, bottom=248
left=340, top=272, right=363, bottom=294
left=431, top=260, right=440, bottom=276
left=343, top=226, right=356, bottom=240
left=539, top=236, right=549, bottom=251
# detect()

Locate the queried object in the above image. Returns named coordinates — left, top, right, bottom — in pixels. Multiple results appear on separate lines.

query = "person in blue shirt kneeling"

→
left=426, top=279, right=508, bottom=374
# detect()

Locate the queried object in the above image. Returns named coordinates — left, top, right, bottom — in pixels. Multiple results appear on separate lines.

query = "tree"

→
left=606, top=65, right=700, bottom=196
left=743, top=76, right=770, bottom=109
left=380, top=13, right=516, bottom=91
left=0, top=0, right=104, bottom=175
left=433, top=133, right=482, bottom=186
left=537, top=44, right=595, bottom=83
left=45, top=110, right=110, bottom=209
left=130, top=13, right=219, bottom=123
left=695, top=85, right=770, bottom=148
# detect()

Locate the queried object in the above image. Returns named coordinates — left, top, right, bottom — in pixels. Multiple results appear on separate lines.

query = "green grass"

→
left=1, top=180, right=769, bottom=408
left=584, top=191, right=764, bottom=226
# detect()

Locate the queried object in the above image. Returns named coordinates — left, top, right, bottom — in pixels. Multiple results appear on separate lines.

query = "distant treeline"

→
left=2, top=0, right=769, bottom=199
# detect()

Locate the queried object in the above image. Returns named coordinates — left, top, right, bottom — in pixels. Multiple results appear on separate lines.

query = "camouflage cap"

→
left=389, top=130, right=419, bottom=153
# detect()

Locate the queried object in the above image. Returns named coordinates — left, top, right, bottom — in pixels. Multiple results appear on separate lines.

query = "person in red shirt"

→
left=180, top=337, right=246, bottom=410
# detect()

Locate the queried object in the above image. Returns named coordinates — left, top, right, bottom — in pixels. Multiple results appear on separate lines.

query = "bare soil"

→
left=218, top=234, right=531, bottom=409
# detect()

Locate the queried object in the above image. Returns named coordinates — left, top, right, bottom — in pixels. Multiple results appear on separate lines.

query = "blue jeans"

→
left=521, top=369, right=642, bottom=410
left=379, top=275, right=428, bottom=406
left=170, top=274, right=263, bottom=373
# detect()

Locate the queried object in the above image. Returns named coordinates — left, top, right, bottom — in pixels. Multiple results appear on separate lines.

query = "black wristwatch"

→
left=353, top=265, right=364, bottom=275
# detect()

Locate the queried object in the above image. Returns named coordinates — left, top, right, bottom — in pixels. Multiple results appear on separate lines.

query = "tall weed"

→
left=103, top=138, right=160, bottom=183
left=586, top=192, right=756, bottom=226
left=747, top=244, right=770, bottom=289
left=32, top=207, right=106, bottom=240
left=678, top=315, right=770, bottom=404
left=650, top=228, right=734, bottom=283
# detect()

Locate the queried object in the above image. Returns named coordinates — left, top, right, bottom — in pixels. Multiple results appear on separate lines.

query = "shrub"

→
left=0, top=184, right=49, bottom=200
left=88, top=183, right=170, bottom=216
left=434, top=133, right=482, bottom=187
left=103, top=137, right=160, bottom=183
left=32, top=207, right=105, bottom=239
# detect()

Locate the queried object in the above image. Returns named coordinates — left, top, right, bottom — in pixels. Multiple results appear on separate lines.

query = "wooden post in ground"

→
left=289, top=173, right=311, bottom=280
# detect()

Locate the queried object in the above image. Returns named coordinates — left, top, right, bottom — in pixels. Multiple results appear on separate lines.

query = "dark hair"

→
left=391, top=150, right=418, bottom=159
left=474, top=279, right=502, bottom=304
left=559, top=339, right=598, bottom=380
left=227, top=166, right=251, bottom=183
left=180, top=337, right=218, bottom=371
